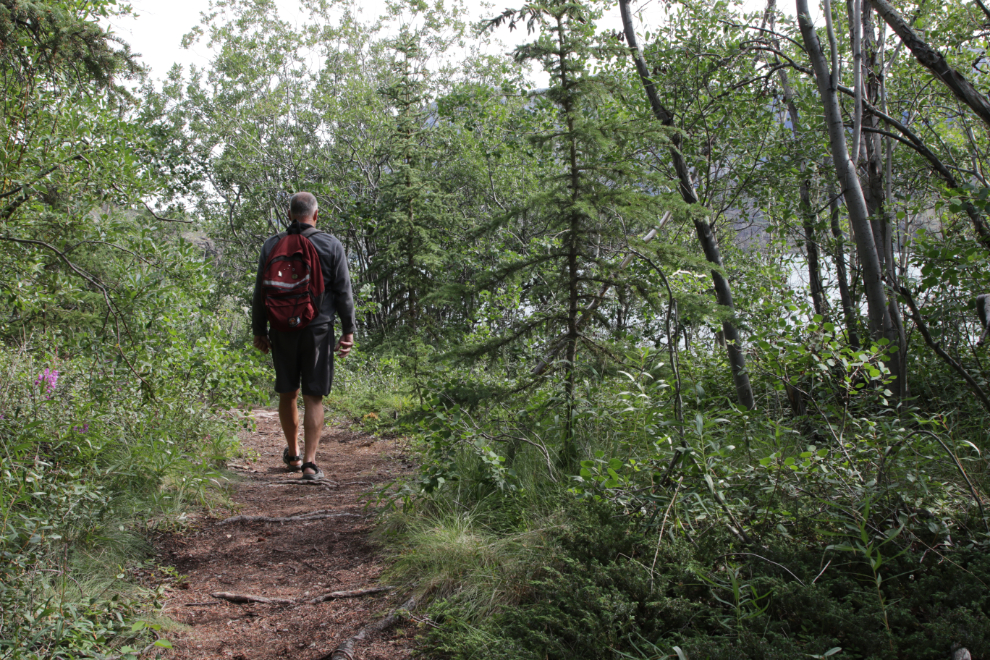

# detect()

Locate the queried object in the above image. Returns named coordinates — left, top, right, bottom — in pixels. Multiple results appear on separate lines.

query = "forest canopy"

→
left=3, top=0, right=990, bottom=657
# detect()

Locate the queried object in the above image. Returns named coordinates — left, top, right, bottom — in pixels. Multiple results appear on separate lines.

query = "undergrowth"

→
left=355, top=328, right=990, bottom=660
left=0, top=339, right=256, bottom=659
left=327, top=350, right=419, bottom=434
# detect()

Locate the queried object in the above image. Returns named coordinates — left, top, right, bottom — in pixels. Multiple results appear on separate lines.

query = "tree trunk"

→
left=777, top=64, right=825, bottom=318
left=619, top=0, right=756, bottom=410
left=861, top=2, right=907, bottom=396
left=801, top=182, right=826, bottom=319
left=560, top=13, right=580, bottom=466
left=798, top=0, right=900, bottom=377
left=828, top=179, right=861, bottom=350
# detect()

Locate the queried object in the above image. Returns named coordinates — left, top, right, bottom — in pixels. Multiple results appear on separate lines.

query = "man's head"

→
left=288, top=192, right=319, bottom=225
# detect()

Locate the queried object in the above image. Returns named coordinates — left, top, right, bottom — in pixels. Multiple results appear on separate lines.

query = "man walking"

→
left=252, top=192, right=355, bottom=480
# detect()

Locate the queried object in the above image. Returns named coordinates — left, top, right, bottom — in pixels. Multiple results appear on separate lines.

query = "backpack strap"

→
left=298, top=226, right=324, bottom=314
left=263, top=232, right=289, bottom=264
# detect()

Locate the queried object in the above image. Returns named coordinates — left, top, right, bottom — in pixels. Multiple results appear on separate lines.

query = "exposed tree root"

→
left=322, top=595, right=417, bottom=660
left=210, top=592, right=296, bottom=605
left=217, top=511, right=363, bottom=526
left=266, top=480, right=339, bottom=489
left=308, top=587, right=392, bottom=604
left=209, top=587, right=393, bottom=607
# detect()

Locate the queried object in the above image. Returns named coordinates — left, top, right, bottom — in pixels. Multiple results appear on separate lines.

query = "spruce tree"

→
left=368, top=32, right=455, bottom=339
left=482, top=0, right=680, bottom=464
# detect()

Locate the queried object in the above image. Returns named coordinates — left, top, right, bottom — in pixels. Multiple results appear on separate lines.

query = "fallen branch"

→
left=217, top=511, right=363, bottom=526
left=210, top=592, right=295, bottom=605
left=323, top=595, right=417, bottom=660
left=308, top=587, right=392, bottom=604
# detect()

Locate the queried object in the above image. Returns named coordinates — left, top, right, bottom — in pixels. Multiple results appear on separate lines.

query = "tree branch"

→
left=868, top=0, right=990, bottom=128
left=897, top=284, right=990, bottom=415
left=0, top=234, right=154, bottom=393
left=142, top=201, right=193, bottom=224
left=778, top=39, right=990, bottom=246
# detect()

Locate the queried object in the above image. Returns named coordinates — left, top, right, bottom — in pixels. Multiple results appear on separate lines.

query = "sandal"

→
left=282, top=447, right=302, bottom=472
left=301, top=461, right=324, bottom=481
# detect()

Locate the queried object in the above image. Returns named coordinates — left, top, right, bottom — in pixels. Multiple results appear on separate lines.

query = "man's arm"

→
left=329, top=238, right=356, bottom=338
left=252, top=244, right=270, bottom=352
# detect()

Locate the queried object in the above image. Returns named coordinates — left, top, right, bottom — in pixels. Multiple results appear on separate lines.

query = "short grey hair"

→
left=288, top=192, right=318, bottom=220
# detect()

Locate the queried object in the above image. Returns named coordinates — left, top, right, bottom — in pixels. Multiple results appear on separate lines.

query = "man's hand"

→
left=336, top=333, right=354, bottom=358
left=254, top=335, right=271, bottom=354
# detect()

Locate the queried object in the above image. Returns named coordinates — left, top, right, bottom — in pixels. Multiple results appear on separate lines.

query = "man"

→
left=252, top=192, right=355, bottom=480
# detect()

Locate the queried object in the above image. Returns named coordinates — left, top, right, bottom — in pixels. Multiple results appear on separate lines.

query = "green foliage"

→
left=325, top=349, right=418, bottom=432
left=0, top=5, right=266, bottom=657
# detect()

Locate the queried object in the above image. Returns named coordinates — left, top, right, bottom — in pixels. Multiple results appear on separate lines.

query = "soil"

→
left=155, top=410, right=418, bottom=660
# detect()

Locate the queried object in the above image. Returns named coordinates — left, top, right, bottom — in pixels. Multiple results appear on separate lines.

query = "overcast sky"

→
left=105, top=0, right=791, bottom=86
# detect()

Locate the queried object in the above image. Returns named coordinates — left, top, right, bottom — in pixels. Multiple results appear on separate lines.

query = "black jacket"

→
left=251, top=222, right=356, bottom=336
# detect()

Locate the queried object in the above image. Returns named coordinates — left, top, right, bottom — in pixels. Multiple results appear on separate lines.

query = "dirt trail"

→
left=156, top=409, right=416, bottom=660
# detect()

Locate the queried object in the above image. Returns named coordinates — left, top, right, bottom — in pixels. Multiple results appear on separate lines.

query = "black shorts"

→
left=269, top=323, right=334, bottom=397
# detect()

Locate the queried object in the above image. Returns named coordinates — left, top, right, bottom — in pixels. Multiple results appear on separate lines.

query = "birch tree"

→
left=795, top=0, right=905, bottom=392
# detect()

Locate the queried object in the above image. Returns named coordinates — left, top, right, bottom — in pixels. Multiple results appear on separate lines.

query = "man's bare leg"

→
left=279, top=390, right=303, bottom=469
left=301, top=394, right=325, bottom=476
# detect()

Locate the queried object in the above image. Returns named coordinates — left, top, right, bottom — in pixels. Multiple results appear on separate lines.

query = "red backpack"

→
left=262, top=225, right=325, bottom=332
